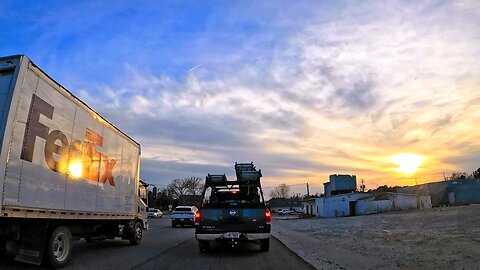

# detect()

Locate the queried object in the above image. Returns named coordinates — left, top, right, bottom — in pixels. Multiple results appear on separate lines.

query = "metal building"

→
left=323, top=174, right=357, bottom=196
left=309, top=192, right=431, bottom=218
left=398, top=179, right=480, bottom=206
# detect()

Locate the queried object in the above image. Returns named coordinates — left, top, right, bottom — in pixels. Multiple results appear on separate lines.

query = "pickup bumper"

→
left=195, top=232, right=270, bottom=241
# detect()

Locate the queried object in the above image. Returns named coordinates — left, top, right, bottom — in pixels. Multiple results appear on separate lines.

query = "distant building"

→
left=398, top=179, right=480, bottom=206
left=306, top=192, right=431, bottom=218
left=323, top=174, right=357, bottom=196
left=267, top=198, right=304, bottom=213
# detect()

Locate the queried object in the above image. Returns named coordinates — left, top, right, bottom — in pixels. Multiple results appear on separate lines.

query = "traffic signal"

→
left=152, top=186, right=157, bottom=200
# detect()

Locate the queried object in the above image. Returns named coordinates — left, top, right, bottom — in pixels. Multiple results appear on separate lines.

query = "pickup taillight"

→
left=265, top=210, right=271, bottom=224
left=195, top=211, right=201, bottom=225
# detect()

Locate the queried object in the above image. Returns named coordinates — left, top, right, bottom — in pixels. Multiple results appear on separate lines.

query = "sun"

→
left=391, top=154, right=424, bottom=174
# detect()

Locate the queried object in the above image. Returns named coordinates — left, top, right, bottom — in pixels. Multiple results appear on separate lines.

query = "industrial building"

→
left=306, top=174, right=432, bottom=218
left=398, top=178, right=480, bottom=206
left=306, top=192, right=431, bottom=218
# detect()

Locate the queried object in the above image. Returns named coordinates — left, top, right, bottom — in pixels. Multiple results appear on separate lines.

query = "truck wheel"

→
left=260, top=239, right=270, bottom=252
left=198, top=240, right=210, bottom=253
left=129, top=222, right=142, bottom=245
left=46, top=226, right=73, bottom=268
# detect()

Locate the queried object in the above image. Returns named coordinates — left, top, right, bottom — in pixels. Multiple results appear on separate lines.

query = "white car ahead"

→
left=171, top=206, right=198, bottom=227
left=147, top=208, right=163, bottom=218
left=278, top=209, right=294, bottom=215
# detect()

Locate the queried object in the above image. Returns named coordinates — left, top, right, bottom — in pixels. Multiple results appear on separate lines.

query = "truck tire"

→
left=46, top=226, right=73, bottom=268
left=260, top=239, right=270, bottom=252
left=198, top=240, right=210, bottom=253
left=129, top=221, right=142, bottom=245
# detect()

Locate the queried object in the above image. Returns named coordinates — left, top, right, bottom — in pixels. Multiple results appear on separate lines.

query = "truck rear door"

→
left=0, top=58, right=17, bottom=149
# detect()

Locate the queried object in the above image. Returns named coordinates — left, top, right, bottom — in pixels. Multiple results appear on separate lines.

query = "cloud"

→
left=98, top=1, right=480, bottom=187
left=3, top=1, right=480, bottom=189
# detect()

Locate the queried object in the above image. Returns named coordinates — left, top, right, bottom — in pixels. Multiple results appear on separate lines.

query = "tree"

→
left=167, top=177, right=204, bottom=199
left=471, top=168, right=480, bottom=179
left=270, top=183, right=290, bottom=199
left=449, top=172, right=467, bottom=180
left=369, top=185, right=401, bottom=193
left=154, top=188, right=174, bottom=210
left=184, top=176, right=204, bottom=195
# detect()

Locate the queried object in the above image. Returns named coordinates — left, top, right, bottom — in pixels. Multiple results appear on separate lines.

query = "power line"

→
left=262, top=182, right=318, bottom=188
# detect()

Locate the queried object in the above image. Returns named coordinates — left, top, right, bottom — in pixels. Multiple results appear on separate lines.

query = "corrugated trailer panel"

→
left=18, top=70, right=73, bottom=209
left=2, top=57, right=34, bottom=206
left=62, top=96, right=103, bottom=212
left=0, top=57, right=21, bottom=207
left=1, top=55, right=140, bottom=216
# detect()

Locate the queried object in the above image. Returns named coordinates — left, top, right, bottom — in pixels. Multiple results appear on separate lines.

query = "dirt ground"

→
left=272, top=204, right=480, bottom=270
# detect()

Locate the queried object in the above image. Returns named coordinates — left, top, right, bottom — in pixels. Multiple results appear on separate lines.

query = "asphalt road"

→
left=0, top=217, right=314, bottom=270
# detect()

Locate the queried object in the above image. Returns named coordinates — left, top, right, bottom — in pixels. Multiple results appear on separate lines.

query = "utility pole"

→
left=305, top=182, right=310, bottom=215
left=360, top=179, right=365, bottom=192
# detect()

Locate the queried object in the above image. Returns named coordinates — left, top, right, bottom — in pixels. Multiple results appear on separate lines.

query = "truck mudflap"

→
left=195, top=232, right=270, bottom=241
left=143, top=219, right=149, bottom=231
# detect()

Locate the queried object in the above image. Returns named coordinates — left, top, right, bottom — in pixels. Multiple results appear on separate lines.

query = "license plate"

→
left=180, top=219, right=185, bottom=221
left=224, top=232, right=240, bottom=239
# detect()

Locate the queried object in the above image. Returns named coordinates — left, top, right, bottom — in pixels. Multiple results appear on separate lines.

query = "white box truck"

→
left=0, top=55, right=148, bottom=267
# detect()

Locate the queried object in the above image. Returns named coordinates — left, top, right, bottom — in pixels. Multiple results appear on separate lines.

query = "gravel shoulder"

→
left=272, top=205, right=480, bottom=270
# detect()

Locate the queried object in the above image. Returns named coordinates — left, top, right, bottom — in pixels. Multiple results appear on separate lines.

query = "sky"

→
left=1, top=0, right=479, bottom=195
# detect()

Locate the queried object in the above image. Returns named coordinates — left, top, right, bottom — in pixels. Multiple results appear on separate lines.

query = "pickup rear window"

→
left=202, top=187, right=265, bottom=208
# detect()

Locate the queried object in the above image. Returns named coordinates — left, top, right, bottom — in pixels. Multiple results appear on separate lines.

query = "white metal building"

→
left=308, top=192, right=431, bottom=218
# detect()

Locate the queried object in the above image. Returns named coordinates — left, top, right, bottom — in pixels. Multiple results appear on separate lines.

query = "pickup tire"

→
left=129, top=221, right=142, bottom=245
left=46, top=226, right=73, bottom=268
left=260, top=239, right=270, bottom=252
left=198, top=240, right=210, bottom=253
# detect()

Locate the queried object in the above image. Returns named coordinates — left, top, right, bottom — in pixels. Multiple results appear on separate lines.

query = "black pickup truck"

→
left=195, top=163, right=271, bottom=252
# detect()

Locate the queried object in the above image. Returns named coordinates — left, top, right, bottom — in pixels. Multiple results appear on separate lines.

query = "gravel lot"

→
left=272, top=205, right=480, bottom=270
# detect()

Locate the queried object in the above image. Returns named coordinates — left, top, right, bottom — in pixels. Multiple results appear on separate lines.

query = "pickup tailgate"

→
left=198, top=207, right=269, bottom=233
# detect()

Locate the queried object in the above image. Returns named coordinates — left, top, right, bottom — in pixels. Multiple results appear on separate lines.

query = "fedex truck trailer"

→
left=0, top=55, right=148, bottom=267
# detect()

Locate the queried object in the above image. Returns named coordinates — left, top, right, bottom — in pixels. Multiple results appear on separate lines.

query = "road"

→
left=0, top=217, right=314, bottom=270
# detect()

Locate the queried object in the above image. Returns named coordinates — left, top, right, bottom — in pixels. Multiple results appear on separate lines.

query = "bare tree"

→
left=270, top=183, right=290, bottom=199
left=449, top=172, right=467, bottom=180
left=184, top=176, right=204, bottom=195
left=167, top=177, right=204, bottom=199
left=471, top=168, right=480, bottom=179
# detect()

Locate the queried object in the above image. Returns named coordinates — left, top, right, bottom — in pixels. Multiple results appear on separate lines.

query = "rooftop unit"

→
left=324, top=174, right=357, bottom=196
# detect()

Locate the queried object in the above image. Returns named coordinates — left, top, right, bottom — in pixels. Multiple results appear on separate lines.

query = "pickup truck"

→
left=195, top=163, right=271, bottom=252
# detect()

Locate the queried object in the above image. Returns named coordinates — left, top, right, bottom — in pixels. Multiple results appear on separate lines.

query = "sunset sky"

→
left=1, top=1, right=479, bottom=194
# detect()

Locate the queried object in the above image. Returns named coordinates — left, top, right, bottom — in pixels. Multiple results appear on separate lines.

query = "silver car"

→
left=147, top=209, right=163, bottom=218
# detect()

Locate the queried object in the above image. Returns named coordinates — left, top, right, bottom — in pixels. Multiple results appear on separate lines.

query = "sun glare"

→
left=68, top=163, right=83, bottom=178
left=391, top=154, right=424, bottom=174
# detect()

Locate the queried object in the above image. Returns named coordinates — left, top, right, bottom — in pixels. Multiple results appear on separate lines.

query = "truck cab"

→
left=195, top=163, right=271, bottom=252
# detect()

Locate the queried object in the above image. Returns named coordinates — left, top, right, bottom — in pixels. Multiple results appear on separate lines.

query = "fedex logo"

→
left=20, top=94, right=116, bottom=186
